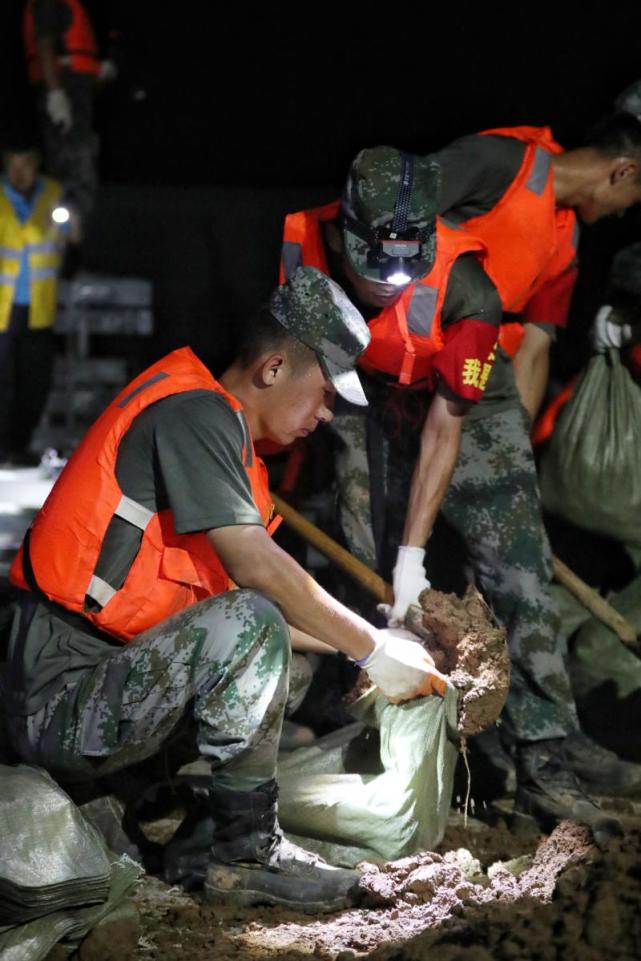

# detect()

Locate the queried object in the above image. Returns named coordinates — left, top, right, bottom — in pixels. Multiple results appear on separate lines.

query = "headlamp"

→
left=365, top=226, right=426, bottom=284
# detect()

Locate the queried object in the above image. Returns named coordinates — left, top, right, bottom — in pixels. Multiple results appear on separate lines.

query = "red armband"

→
left=432, top=318, right=499, bottom=404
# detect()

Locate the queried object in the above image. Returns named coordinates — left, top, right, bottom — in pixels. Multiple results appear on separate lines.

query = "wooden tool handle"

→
left=552, top=555, right=638, bottom=647
left=272, top=494, right=393, bottom=605
left=272, top=493, right=638, bottom=650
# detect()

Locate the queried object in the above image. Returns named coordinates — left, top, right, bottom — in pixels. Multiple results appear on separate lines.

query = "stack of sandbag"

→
left=0, top=765, right=112, bottom=924
left=0, top=764, right=141, bottom=961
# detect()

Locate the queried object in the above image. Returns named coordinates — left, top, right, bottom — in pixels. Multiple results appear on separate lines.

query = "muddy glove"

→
left=591, top=305, right=631, bottom=352
left=380, top=546, right=430, bottom=627
left=46, top=89, right=73, bottom=132
left=356, top=627, right=446, bottom=701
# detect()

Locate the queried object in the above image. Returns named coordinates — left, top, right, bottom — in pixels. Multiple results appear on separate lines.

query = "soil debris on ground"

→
left=129, top=815, right=641, bottom=961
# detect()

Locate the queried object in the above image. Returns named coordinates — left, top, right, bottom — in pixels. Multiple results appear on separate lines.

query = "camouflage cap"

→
left=269, top=266, right=371, bottom=406
left=341, top=146, right=441, bottom=283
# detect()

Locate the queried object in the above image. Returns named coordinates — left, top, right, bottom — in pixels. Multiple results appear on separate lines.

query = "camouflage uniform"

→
left=7, top=589, right=295, bottom=792
left=441, top=405, right=580, bottom=743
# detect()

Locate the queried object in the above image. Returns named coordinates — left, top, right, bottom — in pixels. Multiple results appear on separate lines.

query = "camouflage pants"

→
left=332, top=379, right=430, bottom=575
left=442, top=406, right=580, bottom=743
left=8, top=589, right=305, bottom=792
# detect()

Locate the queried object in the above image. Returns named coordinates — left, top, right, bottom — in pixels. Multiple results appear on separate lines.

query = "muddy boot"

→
left=203, top=780, right=361, bottom=912
left=514, top=739, right=622, bottom=847
left=560, top=731, right=641, bottom=797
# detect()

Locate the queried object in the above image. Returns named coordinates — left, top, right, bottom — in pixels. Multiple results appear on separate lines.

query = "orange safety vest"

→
left=452, top=126, right=579, bottom=358
left=24, top=0, right=100, bottom=83
left=280, top=202, right=485, bottom=387
left=10, top=348, right=280, bottom=642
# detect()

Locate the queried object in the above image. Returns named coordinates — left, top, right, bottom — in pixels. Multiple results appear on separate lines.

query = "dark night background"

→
left=1, top=0, right=640, bottom=376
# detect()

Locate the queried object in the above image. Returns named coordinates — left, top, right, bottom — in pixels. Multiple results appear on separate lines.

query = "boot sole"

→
left=203, top=880, right=354, bottom=914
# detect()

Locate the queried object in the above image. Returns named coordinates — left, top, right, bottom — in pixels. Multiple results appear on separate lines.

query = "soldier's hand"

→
left=382, top=546, right=430, bottom=627
left=358, top=627, right=447, bottom=701
left=46, top=89, right=73, bottom=132
left=591, top=305, right=631, bottom=353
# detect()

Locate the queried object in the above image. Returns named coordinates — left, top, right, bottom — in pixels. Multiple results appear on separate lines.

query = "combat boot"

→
left=514, top=738, right=622, bottom=847
left=559, top=731, right=641, bottom=797
left=203, top=780, right=361, bottom=912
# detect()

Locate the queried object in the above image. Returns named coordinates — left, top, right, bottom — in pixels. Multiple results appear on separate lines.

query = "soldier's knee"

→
left=233, top=589, right=290, bottom=656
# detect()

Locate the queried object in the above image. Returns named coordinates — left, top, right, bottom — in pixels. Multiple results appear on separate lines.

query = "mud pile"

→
left=351, top=585, right=510, bottom=735
left=131, top=818, right=641, bottom=961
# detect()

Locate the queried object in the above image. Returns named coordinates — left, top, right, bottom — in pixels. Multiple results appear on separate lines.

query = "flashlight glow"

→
left=52, top=205, right=70, bottom=225
left=387, top=271, right=411, bottom=287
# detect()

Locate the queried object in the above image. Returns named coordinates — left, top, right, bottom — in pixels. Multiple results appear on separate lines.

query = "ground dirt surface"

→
left=129, top=810, right=641, bottom=961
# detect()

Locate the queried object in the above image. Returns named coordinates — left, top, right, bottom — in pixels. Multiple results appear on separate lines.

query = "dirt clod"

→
left=349, top=585, right=510, bottom=736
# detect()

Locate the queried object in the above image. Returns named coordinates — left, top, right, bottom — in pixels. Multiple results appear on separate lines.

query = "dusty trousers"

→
left=7, top=589, right=296, bottom=792
left=441, top=405, right=580, bottom=743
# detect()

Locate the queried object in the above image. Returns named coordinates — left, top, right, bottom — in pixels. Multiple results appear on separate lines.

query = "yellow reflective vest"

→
left=0, top=177, right=66, bottom=332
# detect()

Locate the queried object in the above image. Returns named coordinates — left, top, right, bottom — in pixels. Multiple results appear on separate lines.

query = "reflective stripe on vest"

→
left=10, top=348, right=280, bottom=642
left=0, top=177, right=65, bottom=332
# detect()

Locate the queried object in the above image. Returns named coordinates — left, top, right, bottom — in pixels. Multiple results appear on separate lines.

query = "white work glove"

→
left=46, top=89, right=73, bottom=132
left=98, top=59, right=118, bottom=83
left=590, top=305, right=631, bottom=353
left=356, top=627, right=447, bottom=701
left=379, top=546, right=430, bottom=627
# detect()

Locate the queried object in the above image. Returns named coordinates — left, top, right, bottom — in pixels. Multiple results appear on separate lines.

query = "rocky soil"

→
left=128, top=809, right=641, bottom=961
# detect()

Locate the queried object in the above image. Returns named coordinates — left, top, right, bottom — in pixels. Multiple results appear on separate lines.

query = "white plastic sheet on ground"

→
left=278, top=683, right=460, bottom=867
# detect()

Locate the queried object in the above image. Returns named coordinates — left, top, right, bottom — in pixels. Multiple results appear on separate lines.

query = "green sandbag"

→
left=0, top=852, right=141, bottom=961
left=569, top=573, right=641, bottom=758
left=540, top=350, right=641, bottom=546
left=277, top=684, right=459, bottom=867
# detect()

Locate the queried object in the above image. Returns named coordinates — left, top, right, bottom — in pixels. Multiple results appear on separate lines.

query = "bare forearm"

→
left=214, top=529, right=376, bottom=662
left=513, top=345, right=549, bottom=422
left=402, top=398, right=464, bottom=547
left=289, top=626, right=337, bottom=655
left=36, top=38, right=60, bottom=90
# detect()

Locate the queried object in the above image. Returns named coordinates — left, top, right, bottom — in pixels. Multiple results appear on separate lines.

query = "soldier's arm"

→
left=512, top=323, right=551, bottom=422
left=515, top=263, right=578, bottom=421
left=401, top=258, right=501, bottom=548
left=207, top=524, right=377, bottom=662
left=401, top=393, right=466, bottom=547
left=289, top=626, right=337, bottom=655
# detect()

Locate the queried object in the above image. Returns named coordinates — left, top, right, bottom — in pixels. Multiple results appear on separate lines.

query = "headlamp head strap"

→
left=391, top=152, right=414, bottom=235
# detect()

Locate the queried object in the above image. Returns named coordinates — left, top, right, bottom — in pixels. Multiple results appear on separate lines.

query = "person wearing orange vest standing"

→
left=23, top=0, right=107, bottom=223
left=1, top=267, right=448, bottom=910
left=281, top=147, right=502, bottom=614
left=425, top=113, right=641, bottom=822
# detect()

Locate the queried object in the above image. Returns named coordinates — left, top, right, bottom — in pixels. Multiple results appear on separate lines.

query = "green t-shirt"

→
left=3, top=389, right=263, bottom=715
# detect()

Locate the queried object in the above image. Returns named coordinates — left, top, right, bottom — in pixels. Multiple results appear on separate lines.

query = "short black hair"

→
left=585, top=112, right=641, bottom=179
left=237, top=305, right=317, bottom=372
